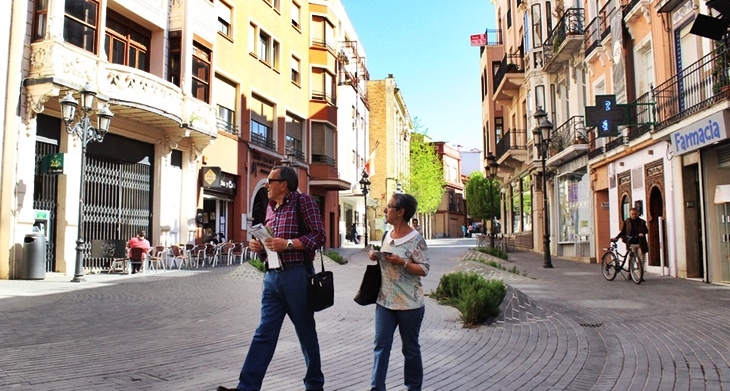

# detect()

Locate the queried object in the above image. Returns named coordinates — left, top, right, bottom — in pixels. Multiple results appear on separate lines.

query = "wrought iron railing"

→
left=312, top=90, right=336, bottom=106
left=549, top=116, right=588, bottom=156
left=584, top=0, right=616, bottom=57
left=479, top=29, right=503, bottom=56
left=312, top=154, right=335, bottom=166
left=588, top=146, right=604, bottom=159
left=626, top=90, right=656, bottom=141
left=495, top=129, right=528, bottom=159
left=604, top=136, right=625, bottom=153
left=653, top=43, right=730, bottom=129
left=251, top=132, right=276, bottom=150
left=493, top=53, right=524, bottom=93
left=542, top=8, right=585, bottom=63
left=217, top=118, right=239, bottom=135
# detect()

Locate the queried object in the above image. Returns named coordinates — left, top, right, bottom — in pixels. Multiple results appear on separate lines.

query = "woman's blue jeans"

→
left=237, top=265, right=324, bottom=391
left=371, top=304, right=425, bottom=391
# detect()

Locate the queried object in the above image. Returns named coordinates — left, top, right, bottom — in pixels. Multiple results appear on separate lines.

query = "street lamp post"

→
left=359, top=170, right=371, bottom=246
left=486, top=152, right=499, bottom=249
left=532, top=107, right=554, bottom=268
left=60, top=84, right=114, bottom=282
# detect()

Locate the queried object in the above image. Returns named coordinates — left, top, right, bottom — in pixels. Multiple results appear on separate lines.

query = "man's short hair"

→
left=137, top=230, right=146, bottom=238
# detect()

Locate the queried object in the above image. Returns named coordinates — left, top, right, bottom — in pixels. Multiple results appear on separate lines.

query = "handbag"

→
left=353, top=263, right=381, bottom=305
left=308, top=249, right=334, bottom=312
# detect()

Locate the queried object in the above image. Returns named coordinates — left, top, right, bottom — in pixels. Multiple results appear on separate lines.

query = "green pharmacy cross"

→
left=585, top=95, right=629, bottom=138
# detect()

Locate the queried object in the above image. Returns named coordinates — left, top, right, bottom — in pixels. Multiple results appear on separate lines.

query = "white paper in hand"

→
left=250, top=224, right=280, bottom=268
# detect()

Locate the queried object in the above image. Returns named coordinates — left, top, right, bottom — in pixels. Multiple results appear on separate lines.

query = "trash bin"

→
left=22, top=232, right=46, bottom=280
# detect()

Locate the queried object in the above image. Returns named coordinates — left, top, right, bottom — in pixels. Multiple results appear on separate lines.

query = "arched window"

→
left=621, top=194, right=631, bottom=221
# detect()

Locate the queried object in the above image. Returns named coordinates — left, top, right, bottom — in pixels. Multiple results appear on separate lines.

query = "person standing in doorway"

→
left=218, top=166, right=327, bottom=391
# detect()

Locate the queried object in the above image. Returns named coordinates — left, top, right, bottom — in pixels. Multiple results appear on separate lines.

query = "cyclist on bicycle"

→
left=611, top=207, right=648, bottom=271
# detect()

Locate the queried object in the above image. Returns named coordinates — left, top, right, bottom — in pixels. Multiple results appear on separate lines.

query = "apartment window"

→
left=217, top=1, right=232, bottom=37
left=263, top=0, right=280, bottom=12
left=248, top=23, right=256, bottom=54
left=312, top=16, right=335, bottom=51
left=251, top=94, right=275, bottom=149
left=311, top=122, right=335, bottom=165
left=312, top=67, right=336, bottom=105
left=192, top=42, right=211, bottom=102
left=105, top=10, right=151, bottom=71
left=214, top=75, right=238, bottom=134
left=495, top=117, right=503, bottom=144
left=167, top=31, right=181, bottom=87
left=259, top=31, right=270, bottom=63
left=546, top=2, right=553, bottom=33
left=32, top=0, right=49, bottom=42
left=291, top=56, right=301, bottom=84
left=272, top=40, right=280, bottom=70
left=291, top=2, right=301, bottom=28
left=286, top=113, right=304, bottom=161
left=64, top=0, right=99, bottom=53
left=532, top=4, right=542, bottom=47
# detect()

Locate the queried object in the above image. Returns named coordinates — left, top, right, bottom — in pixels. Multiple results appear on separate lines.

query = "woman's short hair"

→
left=391, top=193, right=418, bottom=222
left=272, top=165, right=298, bottom=191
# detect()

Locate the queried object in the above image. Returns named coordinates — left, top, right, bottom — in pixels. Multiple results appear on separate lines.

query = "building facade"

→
left=432, top=141, right=467, bottom=238
left=0, top=0, right=372, bottom=278
left=481, top=0, right=730, bottom=283
left=367, top=75, right=412, bottom=242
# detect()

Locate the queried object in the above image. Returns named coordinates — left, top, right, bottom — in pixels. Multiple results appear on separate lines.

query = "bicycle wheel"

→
left=629, top=252, right=644, bottom=284
left=601, top=252, right=618, bottom=281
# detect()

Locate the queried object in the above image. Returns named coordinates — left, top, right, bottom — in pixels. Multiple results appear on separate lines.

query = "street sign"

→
left=585, top=95, right=629, bottom=138
left=41, top=153, right=65, bottom=175
left=470, top=33, right=487, bottom=46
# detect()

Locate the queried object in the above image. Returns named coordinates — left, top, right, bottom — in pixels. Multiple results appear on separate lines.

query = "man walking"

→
left=218, top=166, right=327, bottom=391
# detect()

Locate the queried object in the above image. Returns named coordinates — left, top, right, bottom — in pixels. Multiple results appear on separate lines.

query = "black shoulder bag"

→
left=353, top=232, right=385, bottom=306
left=296, top=194, right=334, bottom=312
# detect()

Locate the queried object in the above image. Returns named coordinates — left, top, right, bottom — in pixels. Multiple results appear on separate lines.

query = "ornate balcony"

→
left=26, top=40, right=217, bottom=148
left=546, top=116, right=589, bottom=167
left=653, top=43, right=730, bottom=136
left=543, top=8, right=585, bottom=73
left=495, top=129, right=528, bottom=175
left=493, top=53, right=525, bottom=107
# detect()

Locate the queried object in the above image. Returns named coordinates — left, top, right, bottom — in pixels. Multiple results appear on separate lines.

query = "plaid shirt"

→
left=262, top=191, right=326, bottom=264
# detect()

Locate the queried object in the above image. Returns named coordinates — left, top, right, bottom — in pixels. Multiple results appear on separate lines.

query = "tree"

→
left=402, top=119, right=445, bottom=214
left=465, top=171, right=500, bottom=221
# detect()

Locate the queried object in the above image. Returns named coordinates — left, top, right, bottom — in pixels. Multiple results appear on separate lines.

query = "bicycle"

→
left=600, top=236, right=644, bottom=284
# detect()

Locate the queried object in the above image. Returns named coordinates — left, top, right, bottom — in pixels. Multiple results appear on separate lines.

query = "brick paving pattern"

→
left=0, top=242, right=728, bottom=390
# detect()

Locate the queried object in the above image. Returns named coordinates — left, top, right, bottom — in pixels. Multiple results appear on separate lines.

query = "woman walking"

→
left=367, top=193, right=430, bottom=391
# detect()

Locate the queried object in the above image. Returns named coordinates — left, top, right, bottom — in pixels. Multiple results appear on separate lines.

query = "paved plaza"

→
left=0, top=237, right=728, bottom=390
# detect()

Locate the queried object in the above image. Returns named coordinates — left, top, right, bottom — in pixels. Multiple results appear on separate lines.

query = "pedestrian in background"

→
left=351, top=223, right=360, bottom=244
left=368, top=193, right=430, bottom=391
left=126, top=230, right=150, bottom=274
left=218, top=166, right=326, bottom=391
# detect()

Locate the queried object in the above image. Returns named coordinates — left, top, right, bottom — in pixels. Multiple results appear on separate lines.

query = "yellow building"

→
left=367, top=75, right=412, bottom=242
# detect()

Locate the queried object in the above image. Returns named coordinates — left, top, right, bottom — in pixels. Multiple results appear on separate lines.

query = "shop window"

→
left=558, top=172, right=590, bottom=242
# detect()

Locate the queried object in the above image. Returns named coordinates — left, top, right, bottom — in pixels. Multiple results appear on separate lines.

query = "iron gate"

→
left=33, top=140, right=59, bottom=272
left=84, top=152, right=152, bottom=270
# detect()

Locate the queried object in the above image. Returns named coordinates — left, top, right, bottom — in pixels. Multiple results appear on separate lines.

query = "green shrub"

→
left=432, top=272, right=507, bottom=327
left=249, top=258, right=266, bottom=272
left=474, top=247, right=509, bottom=260
left=324, top=250, right=348, bottom=264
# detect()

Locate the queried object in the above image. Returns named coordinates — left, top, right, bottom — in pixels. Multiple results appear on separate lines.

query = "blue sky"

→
left=341, top=0, right=496, bottom=150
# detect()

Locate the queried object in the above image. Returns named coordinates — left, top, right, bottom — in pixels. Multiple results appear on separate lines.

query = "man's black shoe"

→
left=217, top=386, right=240, bottom=391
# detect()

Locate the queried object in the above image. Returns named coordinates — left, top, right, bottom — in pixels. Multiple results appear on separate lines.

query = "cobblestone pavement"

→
left=0, top=238, right=728, bottom=391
